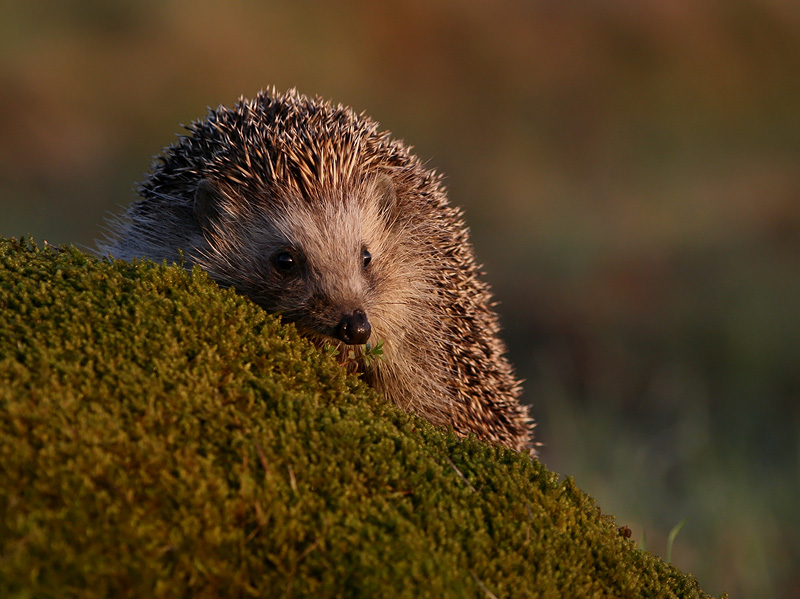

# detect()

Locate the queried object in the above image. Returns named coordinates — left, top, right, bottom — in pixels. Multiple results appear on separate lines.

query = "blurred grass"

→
left=1, top=1, right=798, bottom=597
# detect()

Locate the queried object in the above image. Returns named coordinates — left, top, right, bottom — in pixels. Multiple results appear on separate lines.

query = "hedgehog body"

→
left=99, top=89, right=533, bottom=451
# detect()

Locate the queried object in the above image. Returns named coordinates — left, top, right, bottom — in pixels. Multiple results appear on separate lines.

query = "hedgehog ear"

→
left=193, top=178, right=222, bottom=233
left=368, top=173, right=398, bottom=217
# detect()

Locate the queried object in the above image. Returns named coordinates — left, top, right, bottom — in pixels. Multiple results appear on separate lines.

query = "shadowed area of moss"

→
left=0, top=238, right=722, bottom=599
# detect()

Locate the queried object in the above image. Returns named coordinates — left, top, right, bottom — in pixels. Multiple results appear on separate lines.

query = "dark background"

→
left=2, top=1, right=798, bottom=597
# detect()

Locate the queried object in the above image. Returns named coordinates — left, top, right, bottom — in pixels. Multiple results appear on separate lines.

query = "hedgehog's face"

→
left=192, top=175, right=421, bottom=354
left=255, top=194, right=378, bottom=346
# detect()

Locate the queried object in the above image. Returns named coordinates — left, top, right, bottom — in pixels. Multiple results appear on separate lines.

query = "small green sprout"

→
left=361, top=340, right=385, bottom=366
left=665, top=519, right=687, bottom=564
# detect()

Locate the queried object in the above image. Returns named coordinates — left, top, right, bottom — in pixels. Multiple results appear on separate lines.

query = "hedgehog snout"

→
left=335, top=309, right=371, bottom=345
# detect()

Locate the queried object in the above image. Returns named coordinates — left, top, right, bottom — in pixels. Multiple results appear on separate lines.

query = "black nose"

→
left=336, top=309, right=371, bottom=345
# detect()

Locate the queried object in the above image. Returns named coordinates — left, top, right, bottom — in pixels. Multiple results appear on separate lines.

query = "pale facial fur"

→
left=194, top=176, right=423, bottom=346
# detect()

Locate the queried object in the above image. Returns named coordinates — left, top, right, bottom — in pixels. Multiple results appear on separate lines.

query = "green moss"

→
left=0, top=238, right=723, bottom=599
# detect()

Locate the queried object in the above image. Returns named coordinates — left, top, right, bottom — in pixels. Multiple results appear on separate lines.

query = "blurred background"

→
left=2, top=1, right=798, bottom=596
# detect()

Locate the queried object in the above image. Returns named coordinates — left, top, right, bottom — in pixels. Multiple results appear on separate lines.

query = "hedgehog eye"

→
left=272, top=251, right=297, bottom=274
left=362, top=247, right=372, bottom=269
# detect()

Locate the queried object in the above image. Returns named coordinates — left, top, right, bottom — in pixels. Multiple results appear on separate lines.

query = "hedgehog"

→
left=99, top=88, right=534, bottom=452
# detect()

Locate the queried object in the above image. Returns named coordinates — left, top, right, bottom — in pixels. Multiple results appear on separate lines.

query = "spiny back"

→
left=144, top=90, right=425, bottom=203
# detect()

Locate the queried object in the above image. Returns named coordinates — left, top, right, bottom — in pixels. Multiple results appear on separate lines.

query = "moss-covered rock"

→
left=0, top=238, right=721, bottom=598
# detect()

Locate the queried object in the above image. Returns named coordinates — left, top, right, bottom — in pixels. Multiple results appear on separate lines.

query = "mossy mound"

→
left=0, top=238, right=720, bottom=599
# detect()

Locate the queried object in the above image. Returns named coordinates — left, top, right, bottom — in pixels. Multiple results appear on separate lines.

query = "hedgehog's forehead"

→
left=262, top=187, right=377, bottom=252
